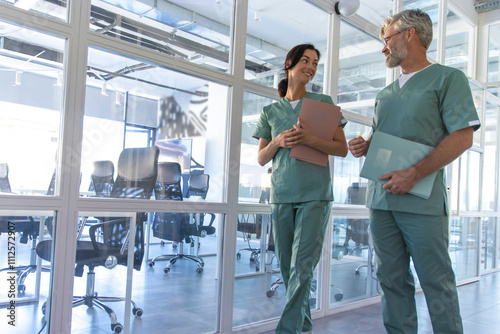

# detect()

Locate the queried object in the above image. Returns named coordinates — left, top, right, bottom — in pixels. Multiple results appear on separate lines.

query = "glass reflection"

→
left=488, top=23, right=500, bottom=83
left=239, top=91, right=276, bottom=203
left=80, top=46, right=228, bottom=202
left=450, top=216, right=479, bottom=281
left=0, top=20, right=65, bottom=196
left=482, top=97, right=499, bottom=211
left=481, top=217, right=496, bottom=271
left=459, top=150, right=480, bottom=212
left=334, top=122, right=371, bottom=205
left=0, top=211, right=54, bottom=334
left=245, top=0, right=328, bottom=91
left=90, top=0, right=234, bottom=73
left=331, top=216, right=378, bottom=305
left=445, top=9, right=471, bottom=75
left=1, top=0, right=68, bottom=21
left=338, top=22, right=387, bottom=118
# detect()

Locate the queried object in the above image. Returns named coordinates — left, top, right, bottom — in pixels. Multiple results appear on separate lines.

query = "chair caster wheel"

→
left=112, top=323, right=123, bottom=333
left=164, top=267, right=170, bottom=273
left=334, top=293, right=343, bottom=301
left=196, top=267, right=203, bottom=274
left=149, top=261, right=154, bottom=267
left=171, top=259, right=177, bottom=264
left=41, top=302, right=47, bottom=315
left=160, top=240, right=165, bottom=246
left=236, top=253, right=241, bottom=260
left=132, top=308, right=143, bottom=317
left=18, top=285, right=26, bottom=294
left=250, top=257, right=255, bottom=262
left=256, top=267, right=260, bottom=272
left=266, top=290, right=275, bottom=298
left=355, top=271, right=360, bottom=276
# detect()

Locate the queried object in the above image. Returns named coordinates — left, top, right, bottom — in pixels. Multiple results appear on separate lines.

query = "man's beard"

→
left=386, top=38, right=408, bottom=68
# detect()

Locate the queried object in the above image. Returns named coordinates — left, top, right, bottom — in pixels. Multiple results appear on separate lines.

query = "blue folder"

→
left=360, top=131, right=438, bottom=199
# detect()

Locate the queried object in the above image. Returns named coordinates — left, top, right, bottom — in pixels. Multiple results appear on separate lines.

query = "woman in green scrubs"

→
left=253, top=44, right=348, bottom=334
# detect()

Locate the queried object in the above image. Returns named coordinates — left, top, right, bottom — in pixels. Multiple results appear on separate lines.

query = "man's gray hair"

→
left=380, top=9, right=433, bottom=50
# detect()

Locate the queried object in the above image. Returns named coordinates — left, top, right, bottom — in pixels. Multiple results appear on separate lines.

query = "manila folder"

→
left=289, top=98, right=342, bottom=167
left=360, top=131, right=438, bottom=199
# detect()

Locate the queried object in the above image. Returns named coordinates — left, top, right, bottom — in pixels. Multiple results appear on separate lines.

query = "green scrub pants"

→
left=271, top=201, right=331, bottom=334
left=370, top=209, right=463, bottom=334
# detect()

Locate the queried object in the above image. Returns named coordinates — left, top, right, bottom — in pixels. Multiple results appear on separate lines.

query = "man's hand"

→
left=348, top=136, right=369, bottom=157
left=380, top=168, right=418, bottom=195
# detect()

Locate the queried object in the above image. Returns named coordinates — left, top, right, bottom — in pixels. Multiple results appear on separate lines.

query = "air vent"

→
left=475, top=0, right=500, bottom=13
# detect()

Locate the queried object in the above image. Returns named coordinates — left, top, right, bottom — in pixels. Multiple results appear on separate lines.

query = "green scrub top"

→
left=253, top=92, right=347, bottom=204
left=367, top=64, right=481, bottom=216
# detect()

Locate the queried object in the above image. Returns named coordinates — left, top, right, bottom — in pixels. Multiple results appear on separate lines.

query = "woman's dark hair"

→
left=278, top=44, right=320, bottom=98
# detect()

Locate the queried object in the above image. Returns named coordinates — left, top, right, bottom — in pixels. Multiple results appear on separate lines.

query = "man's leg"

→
left=370, top=209, right=418, bottom=334
left=394, top=212, right=463, bottom=334
left=275, top=201, right=330, bottom=334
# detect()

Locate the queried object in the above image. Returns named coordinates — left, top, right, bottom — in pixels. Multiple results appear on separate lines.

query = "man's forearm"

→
left=410, top=127, right=474, bottom=181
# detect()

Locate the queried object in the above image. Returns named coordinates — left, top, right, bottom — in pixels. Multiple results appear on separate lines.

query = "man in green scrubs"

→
left=349, top=9, right=480, bottom=334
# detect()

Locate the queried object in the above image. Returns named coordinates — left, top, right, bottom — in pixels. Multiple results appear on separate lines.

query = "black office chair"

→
left=341, top=218, right=375, bottom=277
left=154, top=162, right=183, bottom=201
left=36, top=146, right=159, bottom=334
left=236, top=186, right=269, bottom=271
left=150, top=162, right=190, bottom=271
left=0, top=165, right=52, bottom=294
left=150, top=169, right=215, bottom=274
left=185, top=173, right=209, bottom=199
left=236, top=214, right=263, bottom=270
left=184, top=173, right=216, bottom=241
left=89, top=160, right=115, bottom=197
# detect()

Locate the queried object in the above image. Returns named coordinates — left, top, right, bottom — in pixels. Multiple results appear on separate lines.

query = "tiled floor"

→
left=258, top=271, right=500, bottom=334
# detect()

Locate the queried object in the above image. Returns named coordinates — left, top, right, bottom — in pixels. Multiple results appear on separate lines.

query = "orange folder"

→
left=289, top=98, right=342, bottom=167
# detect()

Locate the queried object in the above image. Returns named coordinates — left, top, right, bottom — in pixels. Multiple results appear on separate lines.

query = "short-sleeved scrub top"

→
left=367, top=64, right=481, bottom=216
left=253, top=92, right=347, bottom=204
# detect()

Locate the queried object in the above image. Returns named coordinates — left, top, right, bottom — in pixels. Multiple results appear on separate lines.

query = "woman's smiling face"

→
left=286, top=48, right=319, bottom=85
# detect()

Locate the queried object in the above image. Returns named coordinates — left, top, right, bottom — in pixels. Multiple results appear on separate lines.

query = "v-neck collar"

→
left=283, top=92, right=310, bottom=111
left=396, top=63, right=435, bottom=91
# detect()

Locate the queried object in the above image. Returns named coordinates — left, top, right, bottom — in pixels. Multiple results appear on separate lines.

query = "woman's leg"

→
left=275, top=201, right=330, bottom=334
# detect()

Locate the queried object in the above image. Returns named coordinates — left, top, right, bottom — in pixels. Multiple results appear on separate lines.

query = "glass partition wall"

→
left=0, top=1, right=499, bottom=333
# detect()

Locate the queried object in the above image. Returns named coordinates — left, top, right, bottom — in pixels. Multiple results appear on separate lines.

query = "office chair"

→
left=236, top=185, right=269, bottom=271
left=150, top=172, right=215, bottom=274
left=0, top=165, right=52, bottom=294
left=154, top=162, right=183, bottom=201
left=236, top=214, right=263, bottom=270
left=36, top=146, right=159, bottom=334
left=149, top=162, right=191, bottom=272
left=89, top=160, right=115, bottom=197
left=184, top=173, right=216, bottom=241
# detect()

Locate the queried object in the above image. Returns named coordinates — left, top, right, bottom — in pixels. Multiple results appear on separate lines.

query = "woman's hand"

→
left=292, top=119, right=312, bottom=145
left=292, top=118, right=348, bottom=157
left=257, top=127, right=303, bottom=166
left=275, top=128, right=304, bottom=148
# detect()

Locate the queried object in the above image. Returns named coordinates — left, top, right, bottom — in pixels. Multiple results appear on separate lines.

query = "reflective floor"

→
left=259, top=271, right=500, bottom=334
left=1, top=233, right=499, bottom=334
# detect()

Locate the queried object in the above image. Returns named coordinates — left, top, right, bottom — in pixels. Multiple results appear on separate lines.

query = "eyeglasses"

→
left=382, top=30, right=405, bottom=46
